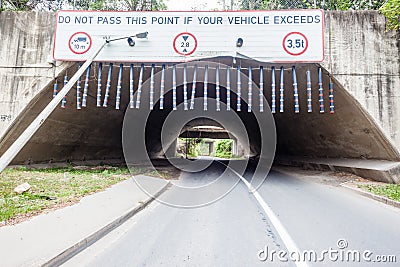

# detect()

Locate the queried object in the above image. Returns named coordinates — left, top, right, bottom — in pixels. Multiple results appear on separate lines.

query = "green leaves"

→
left=380, top=0, right=400, bottom=31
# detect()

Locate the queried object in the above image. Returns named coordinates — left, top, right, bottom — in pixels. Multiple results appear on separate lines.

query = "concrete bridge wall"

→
left=0, top=11, right=399, bottom=165
left=322, top=11, right=400, bottom=148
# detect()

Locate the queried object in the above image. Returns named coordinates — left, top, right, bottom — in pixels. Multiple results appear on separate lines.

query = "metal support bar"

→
left=0, top=40, right=108, bottom=173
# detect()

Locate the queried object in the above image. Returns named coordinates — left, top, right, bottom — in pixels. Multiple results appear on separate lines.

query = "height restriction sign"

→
left=53, top=10, right=324, bottom=62
left=173, top=32, right=197, bottom=56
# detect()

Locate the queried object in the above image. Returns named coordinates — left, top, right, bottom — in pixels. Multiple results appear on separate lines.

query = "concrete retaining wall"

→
left=0, top=11, right=399, bottom=166
left=0, top=12, right=69, bottom=140
left=322, top=11, right=400, bottom=148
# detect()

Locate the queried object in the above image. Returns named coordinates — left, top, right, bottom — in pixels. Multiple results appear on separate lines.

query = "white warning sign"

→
left=53, top=10, right=324, bottom=62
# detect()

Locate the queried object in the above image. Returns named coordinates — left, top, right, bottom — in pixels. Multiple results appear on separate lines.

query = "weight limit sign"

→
left=173, top=32, right=197, bottom=56
left=282, top=32, right=309, bottom=56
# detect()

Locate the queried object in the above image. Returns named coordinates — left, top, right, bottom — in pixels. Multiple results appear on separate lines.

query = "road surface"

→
left=63, top=160, right=400, bottom=266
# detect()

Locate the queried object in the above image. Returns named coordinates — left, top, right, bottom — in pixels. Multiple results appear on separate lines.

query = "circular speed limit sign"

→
left=282, top=32, right=309, bottom=56
left=173, top=32, right=197, bottom=56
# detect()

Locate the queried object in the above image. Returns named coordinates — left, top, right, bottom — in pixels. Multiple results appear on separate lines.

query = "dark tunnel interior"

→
left=0, top=57, right=399, bottom=165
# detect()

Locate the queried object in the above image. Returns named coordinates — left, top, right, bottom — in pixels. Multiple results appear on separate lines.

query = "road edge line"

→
left=42, top=181, right=171, bottom=267
left=221, top=163, right=309, bottom=267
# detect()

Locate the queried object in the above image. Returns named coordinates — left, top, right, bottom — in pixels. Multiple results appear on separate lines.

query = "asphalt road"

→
left=63, top=161, right=400, bottom=267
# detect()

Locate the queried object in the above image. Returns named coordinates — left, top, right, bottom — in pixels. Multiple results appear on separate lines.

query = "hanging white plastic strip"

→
left=96, top=63, right=102, bottom=107
left=292, top=66, right=299, bottom=113
left=116, top=63, right=123, bottom=110
left=226, top=66, right=231, bottom=111
left=173, top=65, right=177, bottom=110
left=318, top=67, right=325, bottom=113
left=306, top=69, right=312, bottom=113
left=190, top=65, right=197, bottom=110
left=204, top=65, right=208, bottom=111
left=271, top=66, right=276, bottom=114
left=136, top=64, right=144, bottom=109
left=61, top=75, right=68, bottom=108
left=248, top=66, right=252, bottom=112
left=216, top=65, right=221, bottom=111
left=160, top=64, right=165, bottom=110
left=150, top=64, right=155, bottom=110
left=52, top=81, right=58, bottom=98
left=76, top=63, right=82, bottom=110
left=279, top=66, right=284, bottom=113
left=129, top=64, right=134, bottom=108
left=82, top=63, right=91, bottom=107
left=237, top=65, right=241, bottom=111
left=329, top=78, right=335, bottom=114
left=183, top=64, right=188, bottom=110
left=103, top=63, right=113, bottom=108
left=259, top=66, right=264, bottom=112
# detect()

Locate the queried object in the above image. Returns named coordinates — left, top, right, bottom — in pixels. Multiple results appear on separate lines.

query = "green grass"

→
left=360, top=184, right=400, bottom=202
left=0, top=165, right=155, bottom=224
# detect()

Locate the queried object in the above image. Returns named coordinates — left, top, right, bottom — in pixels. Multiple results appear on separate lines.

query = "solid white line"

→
left=223, top=164, right=309, bottom=267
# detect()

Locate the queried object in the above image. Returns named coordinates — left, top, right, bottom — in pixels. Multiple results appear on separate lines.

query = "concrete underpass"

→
left=2, top=9, right=400, bottom=267
left=1, top=11, right=400, bottom=183
left=1, top=59, right=399, bottom=180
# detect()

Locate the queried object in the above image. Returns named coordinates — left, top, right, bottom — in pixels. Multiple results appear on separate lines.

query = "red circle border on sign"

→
left=173, top=32, right=198, bottom=56
left=282, top=32, right=309, bottom=56
left=68, top=32, right=92, bottom=55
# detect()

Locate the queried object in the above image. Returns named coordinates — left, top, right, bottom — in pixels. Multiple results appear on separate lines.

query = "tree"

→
left=0, top=0, right=166, bottom=11
left=215, top=139, right=233, bottom=158
left=238, top=0, right=398, bottom=30
left=239, top=0, right=385, bottom=10
left=380, top=0, right=400, bottom=30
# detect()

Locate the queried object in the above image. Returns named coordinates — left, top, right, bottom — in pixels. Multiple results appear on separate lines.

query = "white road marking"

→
left=222, top=163, right=309, bottom=267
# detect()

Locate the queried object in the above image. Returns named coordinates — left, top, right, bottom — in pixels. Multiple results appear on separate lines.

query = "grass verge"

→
left=360, top=184, right=400, bottom=202
left=0, top=165, right=173, bottom=226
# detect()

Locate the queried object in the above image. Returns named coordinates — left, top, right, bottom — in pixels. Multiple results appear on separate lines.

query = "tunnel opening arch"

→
left=0, top=58, right=399, bottom=170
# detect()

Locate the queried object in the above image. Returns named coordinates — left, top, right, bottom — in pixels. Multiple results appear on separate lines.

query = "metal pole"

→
left=0, top=40, right=107, bottom=173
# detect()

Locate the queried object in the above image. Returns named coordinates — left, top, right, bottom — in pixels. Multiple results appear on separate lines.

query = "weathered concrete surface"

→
left=0, top=11, right=399, bottom=183
left=0, top=12, right=69, bottom=140
left=322, top=11, right=400, bottom=149
left=276, top=156, right=400, bottom=184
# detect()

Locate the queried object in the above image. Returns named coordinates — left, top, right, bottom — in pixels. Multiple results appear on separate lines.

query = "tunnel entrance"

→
left=0, top=57, right=399, bottom=168
left=176, top=120, right=246, bottom=159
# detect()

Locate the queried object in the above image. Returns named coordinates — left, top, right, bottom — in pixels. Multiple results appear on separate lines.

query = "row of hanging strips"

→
left=53, top=64, right=335, bottom=114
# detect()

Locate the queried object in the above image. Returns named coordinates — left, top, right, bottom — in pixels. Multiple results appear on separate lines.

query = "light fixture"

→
left=236, top=37, right=243, bottom=47
left=135, top=31, right=148, bottom=39
left=127, top=37, right=135, bottom=47
left=106, top=31, right=149, bottom=45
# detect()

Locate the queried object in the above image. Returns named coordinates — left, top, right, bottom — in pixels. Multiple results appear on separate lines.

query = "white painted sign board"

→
left=53, top=10, right=324, bottom=63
